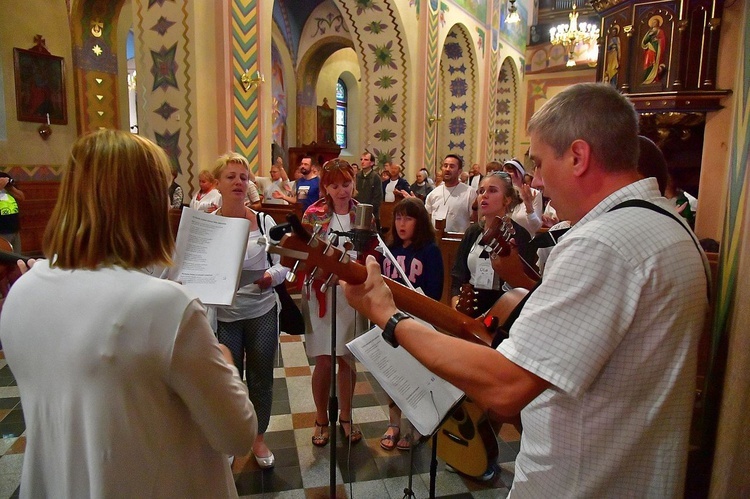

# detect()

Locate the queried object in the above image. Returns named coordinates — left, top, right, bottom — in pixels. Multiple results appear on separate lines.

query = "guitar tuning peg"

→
left=326, top=233, right=339, bottom=250
left=308, top=225, right=323, bottom=247
left=286, top=260, right=301, bottom=283
left=304, top=266, right=319, bottom=287
left=320, top=274, right=336, bottom=293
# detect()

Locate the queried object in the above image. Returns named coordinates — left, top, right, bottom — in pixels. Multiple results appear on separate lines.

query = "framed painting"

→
left=13, top=47, right=68, bottom=124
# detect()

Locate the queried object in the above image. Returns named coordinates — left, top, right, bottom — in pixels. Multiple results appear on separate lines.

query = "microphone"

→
left=351, top=203, right=376, bottom=254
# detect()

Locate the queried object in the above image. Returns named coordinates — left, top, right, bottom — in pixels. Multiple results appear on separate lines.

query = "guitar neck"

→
left=274, top=223, right=493, bottom=346
left=387, top=280, right=493, bottom=346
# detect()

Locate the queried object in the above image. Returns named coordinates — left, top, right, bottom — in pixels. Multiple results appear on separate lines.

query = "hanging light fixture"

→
left=549, top=5, right=600, bottom=67
left=506, top=0, right=521, bottom=24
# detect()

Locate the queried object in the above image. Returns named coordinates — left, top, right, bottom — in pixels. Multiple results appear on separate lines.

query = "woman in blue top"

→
left=379, top=197, right=443, bottom=450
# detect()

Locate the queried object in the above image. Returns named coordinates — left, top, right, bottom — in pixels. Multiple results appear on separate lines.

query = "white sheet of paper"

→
left=168, top=208, right=250, bottom=305
left=347, top=324, right=464, bottom=436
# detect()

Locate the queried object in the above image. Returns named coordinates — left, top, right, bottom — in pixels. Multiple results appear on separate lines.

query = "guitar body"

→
left=432, top=399, right=499, bottom=477
left=434, top=286, right=527, bottom=477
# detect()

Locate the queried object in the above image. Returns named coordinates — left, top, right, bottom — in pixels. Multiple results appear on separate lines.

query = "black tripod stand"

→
left=327, top=284, right=338, bottom=498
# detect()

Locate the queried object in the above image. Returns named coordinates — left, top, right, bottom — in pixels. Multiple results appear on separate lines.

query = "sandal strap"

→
left=387, top=424, right=400, bottom=430
left=315, top=420, right=329, bottom=427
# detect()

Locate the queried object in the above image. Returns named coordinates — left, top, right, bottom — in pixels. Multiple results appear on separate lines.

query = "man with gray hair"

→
left=342, top=83, right=708, bottom=496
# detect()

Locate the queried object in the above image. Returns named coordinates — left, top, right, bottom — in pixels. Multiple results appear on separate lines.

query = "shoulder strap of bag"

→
left=256, top=212, right=274, bottom=268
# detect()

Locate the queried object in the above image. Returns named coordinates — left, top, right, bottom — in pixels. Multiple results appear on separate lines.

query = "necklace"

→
left=332, top=211, right=347, bottom=231
left=442, top=183, right=459, bottom=205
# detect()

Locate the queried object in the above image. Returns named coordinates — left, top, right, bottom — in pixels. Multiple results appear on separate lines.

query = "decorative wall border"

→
left=424, top=0, right=440, bottom=171
left=232, top=0, right=260, bottom=168
left=439, top=24, right=477, bottom=165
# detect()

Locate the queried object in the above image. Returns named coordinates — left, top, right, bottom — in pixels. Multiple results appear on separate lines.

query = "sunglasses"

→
left=489, top=170, right=512, bottom=180
left=323, top=159, right=349, bottom=171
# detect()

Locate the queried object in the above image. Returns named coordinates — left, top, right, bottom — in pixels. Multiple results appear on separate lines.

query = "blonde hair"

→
left=198, top=169, right=216, bottom=184
left=212, top=152, right=249, bottom=180
left=43, top=129, right=174, bottom=269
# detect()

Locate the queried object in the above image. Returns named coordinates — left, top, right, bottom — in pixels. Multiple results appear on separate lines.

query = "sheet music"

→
left=168, top=208, right=250, bottom=305
left=347, top=323, right=464, bottom=436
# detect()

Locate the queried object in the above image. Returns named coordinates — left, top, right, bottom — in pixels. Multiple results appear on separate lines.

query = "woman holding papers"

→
left=212, top=152, right=288, bottom=469
left=378, top=197, right=443, bottom=451
left=189, top=169, right=222, bottom=212
left=302, top=159, right=375, bottom=447
left=0, top=130, right=257, bottom=497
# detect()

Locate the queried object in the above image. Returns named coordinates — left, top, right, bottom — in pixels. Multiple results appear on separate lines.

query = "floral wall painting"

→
left=13, top=46, right=68, bottom=125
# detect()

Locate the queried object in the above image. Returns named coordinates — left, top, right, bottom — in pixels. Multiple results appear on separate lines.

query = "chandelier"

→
left=549, top=5, right=600, bottom=67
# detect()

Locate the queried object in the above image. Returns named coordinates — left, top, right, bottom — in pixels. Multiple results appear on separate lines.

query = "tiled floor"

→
left=0, top=334, right=519, bottom=498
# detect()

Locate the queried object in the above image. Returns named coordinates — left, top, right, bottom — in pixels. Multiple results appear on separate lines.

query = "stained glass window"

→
left=335, top=79, right=347, bottom=148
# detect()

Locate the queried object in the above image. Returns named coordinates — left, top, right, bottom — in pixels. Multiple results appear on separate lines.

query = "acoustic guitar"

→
left=268, top=216, right=523, bottom=477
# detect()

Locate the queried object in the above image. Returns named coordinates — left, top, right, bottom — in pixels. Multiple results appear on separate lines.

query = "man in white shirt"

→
left=342, top=83, right=708, bottom=497
left=424, top=154, right=477, bottom=233
left=256, top=161, right=291, bottom=205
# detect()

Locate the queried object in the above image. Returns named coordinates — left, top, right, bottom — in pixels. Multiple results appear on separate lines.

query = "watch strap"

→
left=382, top=311, right=411, bottom=348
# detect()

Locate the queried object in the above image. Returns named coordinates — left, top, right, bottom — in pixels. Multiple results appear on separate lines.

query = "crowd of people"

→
left=0, top=83, right=709, bottom=497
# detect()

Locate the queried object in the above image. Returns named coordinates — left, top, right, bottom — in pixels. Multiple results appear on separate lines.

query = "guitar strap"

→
left=529, top=227, right=570, bottom=250
left=491, top=279, right=543, bottom=349
left=491, top=198, right=710, bottom=349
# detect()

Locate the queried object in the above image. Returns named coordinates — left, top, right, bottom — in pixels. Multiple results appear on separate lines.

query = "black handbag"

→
left=274, top=282, right=305, bottom=335
left=257, top=212, right=305, bottom=335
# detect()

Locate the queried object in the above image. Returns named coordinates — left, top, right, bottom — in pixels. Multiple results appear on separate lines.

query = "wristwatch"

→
left=382, top=311, right=411, bottom=348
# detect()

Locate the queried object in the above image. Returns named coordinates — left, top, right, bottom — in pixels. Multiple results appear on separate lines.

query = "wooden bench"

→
left=260, top=202, right=304, bottom=225
left=16, top=181, right=60, bottom=256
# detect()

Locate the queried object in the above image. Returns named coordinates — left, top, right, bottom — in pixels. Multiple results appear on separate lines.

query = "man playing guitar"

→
left=342, top=83, right=708, bottom=497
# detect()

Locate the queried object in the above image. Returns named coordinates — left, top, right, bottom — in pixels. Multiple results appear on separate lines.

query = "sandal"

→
left=312, top=420, right=330, bottom=447
left=380, top=424, right=400, bottom=451
left=339, top=418, right=362, bottom=444
left=396, top=433, right=411, bottom=451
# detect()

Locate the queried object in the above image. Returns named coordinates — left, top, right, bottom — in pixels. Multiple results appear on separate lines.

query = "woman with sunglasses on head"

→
left=378, top=197, right=443, bottom=451
left=0, top=130, right=256, bottom=497
left=450, top=171, right=532, bottom=316
left=212, top=152, right=288, bottom=469
left=301, top=159, right=376, bottom=447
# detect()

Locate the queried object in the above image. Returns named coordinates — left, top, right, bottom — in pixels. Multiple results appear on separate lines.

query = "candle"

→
left=46, top=113, right=50, bottom=125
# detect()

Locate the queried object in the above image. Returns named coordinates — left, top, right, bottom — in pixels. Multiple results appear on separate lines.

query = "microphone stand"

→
left=328, top=284, right=338, bottom=498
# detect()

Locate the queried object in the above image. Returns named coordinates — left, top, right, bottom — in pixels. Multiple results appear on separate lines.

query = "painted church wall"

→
left=298, top=1, right=353, bottom=68
left=316, top=48, right=361, bottom=163
left=0, top=0, right=78, bottom=179
left=271, top=24, right=298, bottom=168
